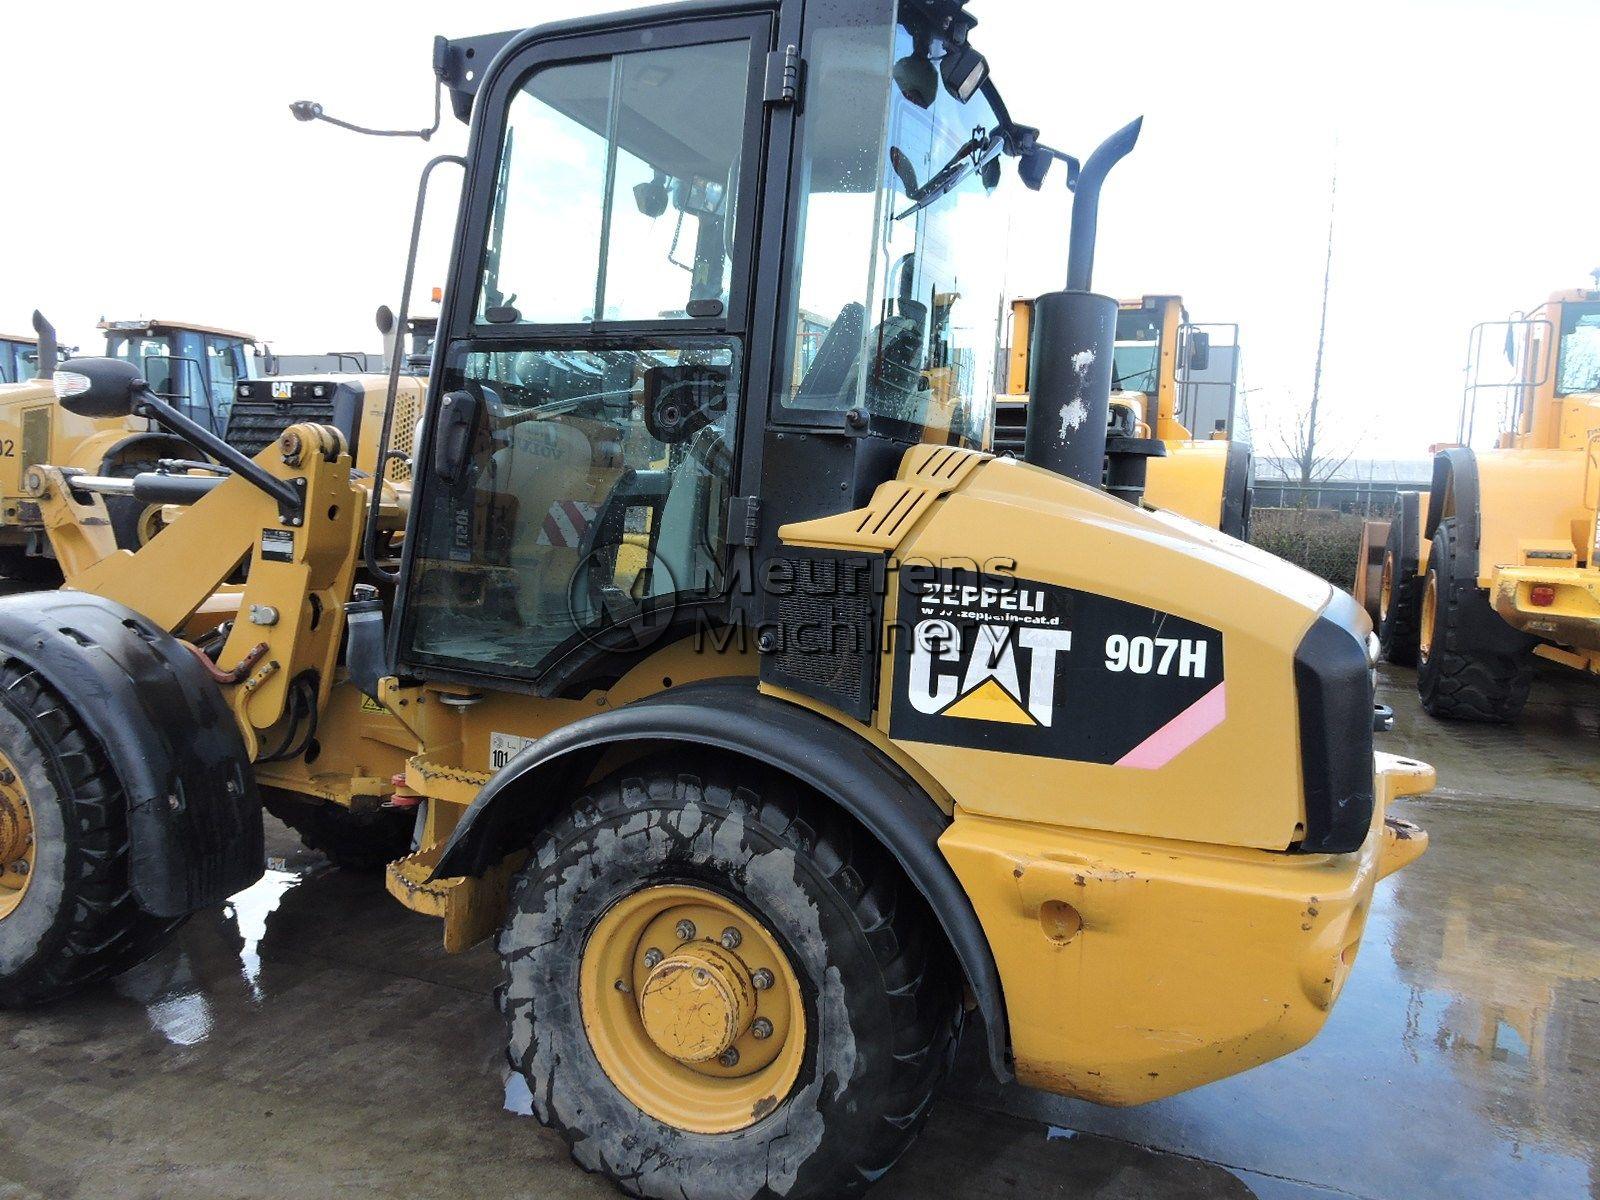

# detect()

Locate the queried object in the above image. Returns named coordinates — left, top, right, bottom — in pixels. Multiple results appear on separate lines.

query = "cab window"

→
left=479, top=39, right=752, bottom=325
left=1556, top=303, right=1600, bottom=396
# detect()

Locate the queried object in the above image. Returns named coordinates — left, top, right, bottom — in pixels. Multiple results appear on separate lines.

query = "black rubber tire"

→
left=498, top=756, right=960, bottom=1200
left=261, top=788, right=414, bottom=872
left=104, top=458, right=161, bottom=550
left=0, top=550, right=61, bottom=588
left=0, top=664, right=185, bottom=1007
left=1417, top=519, right=1532, bottom=722
left=1377, top=522, right=1422, bottom=667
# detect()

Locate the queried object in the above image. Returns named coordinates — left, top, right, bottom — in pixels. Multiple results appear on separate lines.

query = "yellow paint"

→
left=0, top=750, right=34, bottom=921
left=578, top=885, right=806, bottom=1134
left=939, top=753, right=1433, bottom=1105
left=942, top=677, right=1036, bottom=724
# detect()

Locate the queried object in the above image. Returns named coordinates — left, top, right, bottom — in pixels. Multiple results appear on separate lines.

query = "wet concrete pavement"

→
left=2, top=663, right=1597, bottom=1200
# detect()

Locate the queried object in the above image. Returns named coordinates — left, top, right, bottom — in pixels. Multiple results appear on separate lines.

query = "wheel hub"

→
left=0, top=753, right=34, bottom=919
left=579, top=883, right=807, bottom=1134
left=638, top=941, right=755, bottom=1063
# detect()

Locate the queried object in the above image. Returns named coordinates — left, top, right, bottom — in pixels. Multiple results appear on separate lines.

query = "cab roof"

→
left=98, top=317, right=259, bottom=342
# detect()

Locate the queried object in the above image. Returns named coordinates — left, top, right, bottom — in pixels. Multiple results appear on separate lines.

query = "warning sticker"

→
left=259, top=528, right=294, bottom=562
left=889, top=569, right=1225, bottom=767
left=489, top=731, right=536, bottom=771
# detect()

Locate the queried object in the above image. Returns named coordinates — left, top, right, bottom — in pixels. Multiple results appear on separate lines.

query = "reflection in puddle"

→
left=142, top=989, right=214, bottom=1046
left=503, top=1070, right=534, bottom=1117
left=225, top=868, right=301, bottom=999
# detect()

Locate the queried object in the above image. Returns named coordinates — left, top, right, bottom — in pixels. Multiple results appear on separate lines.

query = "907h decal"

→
left=889, top=570, right=1225, bottom=767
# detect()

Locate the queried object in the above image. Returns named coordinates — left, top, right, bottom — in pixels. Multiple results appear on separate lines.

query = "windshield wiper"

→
left=893, top=127, right=1003, bottom=220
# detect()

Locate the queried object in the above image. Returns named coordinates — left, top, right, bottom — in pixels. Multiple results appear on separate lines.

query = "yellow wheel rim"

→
left=136, top=503, right=166, bottom=546
left=1420, top=570, right=1438, bottom=665
left=1379, top=551, right=1395, bottom=622
left=580, top=884, right=807, bottom=1134
left=0, top=751, right=34, bottom=921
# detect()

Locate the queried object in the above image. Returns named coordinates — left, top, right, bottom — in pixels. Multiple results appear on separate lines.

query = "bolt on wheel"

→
left=579, top=883, right=806, bottom=1135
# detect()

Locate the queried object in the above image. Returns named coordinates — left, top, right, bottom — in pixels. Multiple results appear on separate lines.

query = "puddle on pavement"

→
left=112, top=863, right=308, bottom=1046
left=503, top=1070, right=535, bottom=1117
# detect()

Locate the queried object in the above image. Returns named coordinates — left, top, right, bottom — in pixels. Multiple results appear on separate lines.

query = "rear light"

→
left=1530, top=585, right=1556, bottom=607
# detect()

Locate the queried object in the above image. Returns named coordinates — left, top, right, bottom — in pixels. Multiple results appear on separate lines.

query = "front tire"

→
left=1377, top=520, right=1422, bottom=667
left=498, top=757, right=959, bottom=1200
left=1417, top=518, right=1532, bottom=722
left=0, top=665, right=184, bottom=1007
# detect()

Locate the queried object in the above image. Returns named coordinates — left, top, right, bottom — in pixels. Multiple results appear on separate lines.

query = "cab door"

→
left=394, top=11, right=778, bottom=692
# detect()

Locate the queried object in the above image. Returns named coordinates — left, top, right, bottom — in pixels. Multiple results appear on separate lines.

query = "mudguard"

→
left=431, top=677, right=1012, bottom=1080
left=0, top=592, right=261, bottom=917
left=1425, top=448, right=1479, bottom=579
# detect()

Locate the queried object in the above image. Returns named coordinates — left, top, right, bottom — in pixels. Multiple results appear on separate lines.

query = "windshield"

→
left=778, top=2, right=1012, bottom=448
left=1112, top=306, right=1161, bottom=395
left=1556, top=302, right=1600, bottom=396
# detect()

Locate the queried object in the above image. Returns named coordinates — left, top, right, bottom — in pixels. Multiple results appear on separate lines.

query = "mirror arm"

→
left=132, top=386, right=304, bottom=515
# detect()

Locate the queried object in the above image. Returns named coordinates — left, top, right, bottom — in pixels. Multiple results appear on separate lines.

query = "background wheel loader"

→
left=0, top=4, right=1431, bottom=1198
left=1361, top=288, right=1600, bottom=721
left=0, top=311, right=422, bottom=574
left=995, top=292, right=1254, bottom=535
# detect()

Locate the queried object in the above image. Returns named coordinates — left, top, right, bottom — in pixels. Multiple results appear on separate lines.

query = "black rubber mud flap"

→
left=0, top=593, right=262, bottom=917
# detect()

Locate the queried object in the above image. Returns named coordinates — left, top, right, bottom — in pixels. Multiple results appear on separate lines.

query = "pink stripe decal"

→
left=1115, top=682, right=1226, bottom=770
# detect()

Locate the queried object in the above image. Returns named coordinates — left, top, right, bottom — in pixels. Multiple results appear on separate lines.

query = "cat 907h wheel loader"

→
left=0, top=4, right=1431, bottom=1198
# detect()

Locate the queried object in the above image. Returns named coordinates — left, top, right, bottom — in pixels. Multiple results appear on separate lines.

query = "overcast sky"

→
left=5, top=0, right=1598, bottom=457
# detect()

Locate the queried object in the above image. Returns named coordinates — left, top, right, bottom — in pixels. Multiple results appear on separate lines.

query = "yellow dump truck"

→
left=997, top=293, right=1253, bottom=535
left=1364, top=288, right=1600, bottom=720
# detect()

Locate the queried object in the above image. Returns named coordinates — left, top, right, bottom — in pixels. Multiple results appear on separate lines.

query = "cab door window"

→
left=403, top=24, right=764, bottom=684
left=478, top=38, right=753, bottom=326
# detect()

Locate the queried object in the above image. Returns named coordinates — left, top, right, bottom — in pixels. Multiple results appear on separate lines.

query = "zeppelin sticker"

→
left=889, top=570, right=1225, bottom=767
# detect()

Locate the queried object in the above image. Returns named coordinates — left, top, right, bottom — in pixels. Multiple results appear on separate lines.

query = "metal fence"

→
left=1252, top=477, right=1431, bottom=516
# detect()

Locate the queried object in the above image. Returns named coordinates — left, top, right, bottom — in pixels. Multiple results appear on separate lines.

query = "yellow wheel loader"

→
left=996, top=292, right=1253, bottom=535
left=1367, top=288, right=1600, bottom=720
left=0, top=4, right=1430, bottom=1197
left=0, top=313, right=419, bottom=573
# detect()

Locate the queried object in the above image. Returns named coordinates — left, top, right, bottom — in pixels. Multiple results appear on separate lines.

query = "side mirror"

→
left=432, top=389, right=480, bottom=482
left=1187, top=331, right=1211, bottom=372
left=52, top=357, right=145, bottom=418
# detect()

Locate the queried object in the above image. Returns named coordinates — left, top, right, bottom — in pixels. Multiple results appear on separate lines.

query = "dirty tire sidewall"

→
left=0, top=704, right=69, bottom=981
left=500, top=763, right=956, bottom=1200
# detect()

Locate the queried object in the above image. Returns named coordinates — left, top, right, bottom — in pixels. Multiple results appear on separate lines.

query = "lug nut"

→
left=675, top=919, right=696, bottom=942
left=751, top=968, right=774, bottom=990
left=751, top=1018, right=773, bottom=1040
left=693, top=968, right=709, bottom=985
left=643, top=947, right=663, bottom=969
left=0, top=768, right=15, bottom=785
left=720, top=927, right=742, bottom=950
left=718, top=1047, right=740, bottom=1068
left=613, top=978, right=630, bottom=993
left=11, top=861, right=28, bottom=876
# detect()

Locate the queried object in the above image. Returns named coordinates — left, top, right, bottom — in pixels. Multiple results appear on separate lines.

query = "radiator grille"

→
left=760, top=550, right=882, bottom=721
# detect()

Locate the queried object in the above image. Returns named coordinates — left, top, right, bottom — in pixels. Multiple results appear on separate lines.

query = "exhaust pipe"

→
left=30, top=310, right=57, bottom=381
left=1023, top=118, right=1143, bottom=486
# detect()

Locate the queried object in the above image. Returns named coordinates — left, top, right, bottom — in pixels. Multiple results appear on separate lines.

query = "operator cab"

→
left=398, top=0, right=1057, bottom=690
left=0, top=336, right=43, bottom=385
left=101, top=318, right=264, bottom=436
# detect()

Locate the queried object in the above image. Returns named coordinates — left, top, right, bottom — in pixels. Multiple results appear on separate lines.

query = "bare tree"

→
left=1265, top=389, right=1360, bottom=489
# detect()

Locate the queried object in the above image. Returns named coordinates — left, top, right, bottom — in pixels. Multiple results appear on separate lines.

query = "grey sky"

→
left=5, top=0, right=1597, bottom=456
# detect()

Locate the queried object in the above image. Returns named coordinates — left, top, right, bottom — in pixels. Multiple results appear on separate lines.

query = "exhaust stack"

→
left=30, top=311, right=57, bottom=381
left=1022, top=118, right=1143, bottom=486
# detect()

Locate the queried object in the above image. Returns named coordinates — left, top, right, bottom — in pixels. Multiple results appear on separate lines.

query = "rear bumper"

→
left=1491, top=565, right=1600, bottom=649
left=939, top=752, right=1433, bottom=1106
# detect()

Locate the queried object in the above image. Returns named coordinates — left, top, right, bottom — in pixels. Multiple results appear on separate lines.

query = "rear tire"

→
left=1417, top=519, right=1532, bottom=722
left=104, top=458, right=164, bottom=550
left=498, top=756, right=960, bottom=1200
left=261, top=789, right=415, bottom=872
left=0, top=550, right=60, bottom=589
left=1377, top=521, right=1422, bottom=667
left=0, top=664, right=184, bottom=1007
